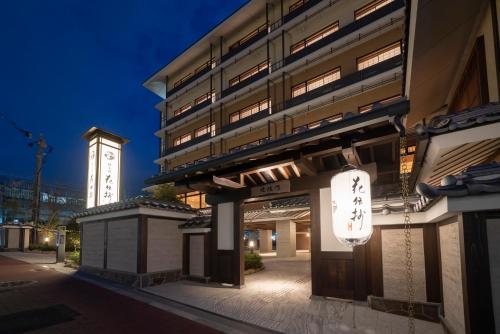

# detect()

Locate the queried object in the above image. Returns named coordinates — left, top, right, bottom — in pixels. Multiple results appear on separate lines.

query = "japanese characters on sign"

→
left=330, top=168, right=372, bottom=247
left=86, top=139, right=97, bottom=209
left=251, top=180, right=290, bottom=197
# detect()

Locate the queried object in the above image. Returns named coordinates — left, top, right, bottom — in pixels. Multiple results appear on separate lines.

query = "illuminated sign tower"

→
left=83, top=127, right=128, bottom=209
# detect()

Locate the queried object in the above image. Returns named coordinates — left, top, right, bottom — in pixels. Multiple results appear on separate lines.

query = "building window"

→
left=229, top=137, right=269, bottom=153
left=194, top=58, right=216, bottom=74
left=195, top=122, right=216, bottom=137
left=355, top=0, right=393, bottom=20
left=229, top=99, right=270, bottom=123
left=173, top=133, right=192, bottom=147
left=178, top=191, right=207, bottom=209
left=292, top=67, right=341, bottom=98
left=289, top=0, right=308, bottom=13
left=194, top=90, right=215, bottom=105
left=174, top=103, right=192, bottom=117
left=229, top=23, right=267, bottom=51
left=358, top=95, right=401, bottom=113
left=173, top=73, right=193, bottom=88
left=290, top=22, right=339, bottom=54
left=292, top=114, right=342, bottom=133
left=400, top=145, right=416, bottom=174
left=357, top=41, right=401, bottom=71
left=229, top=61, right=268, bottom=87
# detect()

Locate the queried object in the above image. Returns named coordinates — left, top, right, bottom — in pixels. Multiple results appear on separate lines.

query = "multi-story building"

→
left=0, top=175, right=84, bottom=224
left=139, top=0, right=500, bottom=332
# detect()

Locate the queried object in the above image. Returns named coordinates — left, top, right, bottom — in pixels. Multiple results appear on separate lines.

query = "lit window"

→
left=229, top=99, right=270, bottom=123
left=173, top=73, right=193, bottom=88
left=229, top=61, right=268, bottom=87
left=173, top=133, right=192, bottom=147
left=355, top=0, right=393, bottom=20
left=194, top=90, right=215, bottom=105
left=292, top=114, right=342, bottom=133
left=174, top=103, right=192, bottom=117
left=292, top=68, right=341, bottom=98
left=358, top=95, right=401, bottom=113
left=357, top=42, right=401, bottom=71
left=195, top=122, right=216, bottom=137
left=291, top=22, right=339, bottom=55
left=289, top=0, right=308, bottom=13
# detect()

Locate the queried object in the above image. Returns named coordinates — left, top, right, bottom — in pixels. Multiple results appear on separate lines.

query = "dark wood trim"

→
left=379, top=223, right=426, bottom=230
left=423, top=224, right=441, bottom=303
left=367, top=225, right=383, bottom=297
left=80, top=223, right=83, bottom=265
left=355, top=40, right=402, bottom=66
left=5, top=229, right=9, bottom=248
left=103, top=221, right=108, bottom=269
left=234, top=200, right=244, bottom=286
left=461, top=212, right=497, bottom=334
left=491, top=0, right=500, bottom=95
left=353, top=244, right=367, bottom=301
left=310, top=189, right=321, bottom=296
left=204, top=233, right=211, bottom=277
left=210, top=204, right=219, bottom=281
left=435, top=222, right=444, bottom=316
left=183, top=234, right=189, bottom=276
left=19, top=228, right=25, bottom=250
left=137, top=216, right=148, bottom=274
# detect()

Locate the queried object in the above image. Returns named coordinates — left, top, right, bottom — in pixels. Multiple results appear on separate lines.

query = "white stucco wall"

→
left=381, top=228, right=427, bottom=302
left=107, top=218, right=138, bottom=273
left=7, top=228, right=19, bottom=249
left=189, top=235, right=205, bottom=277
left=218, top=202, right=234, bottom=250
left=147, top=218, right=183, bottom=273
left=439, top=222, right=466, bottom=334
left=82, top=222, right=105, bottom=269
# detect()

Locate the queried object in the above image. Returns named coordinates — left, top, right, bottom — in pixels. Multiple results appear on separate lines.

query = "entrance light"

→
left=249, top=240, right=255, bottom=254
left=330, top=167, right=372, bottom=247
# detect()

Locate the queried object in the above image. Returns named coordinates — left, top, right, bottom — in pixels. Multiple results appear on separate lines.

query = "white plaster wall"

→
left=189, top=235, right=204, bottom=277
left=439, top=222, right=466, bottom=334
left=319, top=187, right=352, bottom=252
left=147, top=218, right=183, bottom=273
left=7, top=229, right=19, bottom=249
left=107, top=218, right=138, bottom=273
left=381, top=228, right=427, bottom=302
left=82, top=222, right=105, bottom=268
left=218, top=202, right=234, bottom=250
left=487, top=218, right=500, bottom=333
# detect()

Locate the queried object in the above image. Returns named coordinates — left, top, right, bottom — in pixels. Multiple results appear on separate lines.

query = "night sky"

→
left=0, top=0, right=246, bottom=198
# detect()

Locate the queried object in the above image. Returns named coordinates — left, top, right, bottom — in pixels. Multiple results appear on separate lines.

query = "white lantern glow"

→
left=83, top=127, right=128, bottom=209
left=330, top=168, right=372, bottom=247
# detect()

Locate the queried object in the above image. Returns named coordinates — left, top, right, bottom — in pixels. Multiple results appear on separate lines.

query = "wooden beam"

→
left=341, top=146, right=361, bottom=166
left=294, top=158, right=316, bottom=176
left=278, top=166, right=289, bottom=179
left=213, top=175, right=245, bottom=189
left=266, top=170, right=278, bottom=181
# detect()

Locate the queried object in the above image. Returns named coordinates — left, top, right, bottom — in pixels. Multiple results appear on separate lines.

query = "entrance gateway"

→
left=148, top=100, right=412, bottom=301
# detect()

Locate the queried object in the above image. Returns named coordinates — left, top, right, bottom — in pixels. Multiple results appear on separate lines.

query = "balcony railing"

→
left=285, top=0, right=404, bottom=66
left=221, top=23, right=268, bottom=64
left=284, top=55, right=402, bottom=110
left=167, top=60, right=214, bottom=96
left=163, top=99, right=211, bottom=128
left=283, top=0, right=322, bottom=23
left=161, top=132, right=211, bottom=157
left=221, top=69, right=268, bottom=98
left=220, top=108, right=271, bottom=134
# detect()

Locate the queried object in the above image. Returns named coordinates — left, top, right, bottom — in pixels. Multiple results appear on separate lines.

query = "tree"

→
left=152, top=183, right=181, bottom=203
left=3, top=197, right=19, bottom=222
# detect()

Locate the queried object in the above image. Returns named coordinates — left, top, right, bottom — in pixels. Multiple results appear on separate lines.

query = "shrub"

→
left=29, top=243, right=57, bottom=252
left=66, top=251, right=80, bottom=265
left=244, top=253, right=263, bottom=270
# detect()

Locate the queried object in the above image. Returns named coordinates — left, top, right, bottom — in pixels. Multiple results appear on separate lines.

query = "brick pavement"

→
left=0, top=255, right=222, bottom=334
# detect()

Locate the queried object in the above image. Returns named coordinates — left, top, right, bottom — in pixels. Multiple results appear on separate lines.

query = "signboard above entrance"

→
left=251, top=180, right=291, bottom=197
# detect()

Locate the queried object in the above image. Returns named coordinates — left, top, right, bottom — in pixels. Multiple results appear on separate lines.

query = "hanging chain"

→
left=400, top=135, right=416, bottom=334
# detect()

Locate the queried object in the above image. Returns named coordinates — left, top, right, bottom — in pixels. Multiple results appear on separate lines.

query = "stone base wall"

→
left=79, top=266, right=181, bottom=288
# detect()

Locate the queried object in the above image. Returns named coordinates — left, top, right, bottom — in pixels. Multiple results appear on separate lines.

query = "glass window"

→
left=357, top=42, right=401, bottom=71
left=355, top=0, right=393, bottom=20
left=229, top=61, right=268, bottom=87
left=292, top=114, right=342, bottom=133
left=173, top=133, right=192, bottom=147
left=173, top=73, right=193, bottom=88
left=229, top=99, right=270, bottom=124
left=289, top=0, right=308, bottom=13
left=290, top=22, right=339, bottom=55
left=174, top=103, right=192, bottom=117
left=358, top=95, right=401, bottom=113
left=195, top=122, right=216, bottom=137
left=292, top=68, right=341, bottom=98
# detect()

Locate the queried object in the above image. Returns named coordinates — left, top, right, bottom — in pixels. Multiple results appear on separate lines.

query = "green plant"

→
left=29, top=243, right=57, bottom=252
left=66, top=251, right=80, bottom=265
left=244, top=253, right=263, bottom=270
left=152, top=183, right=182, bottom=203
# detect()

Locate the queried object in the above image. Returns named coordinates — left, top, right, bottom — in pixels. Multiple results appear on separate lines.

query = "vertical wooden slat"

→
left=423, top=224, right=441, bottom=303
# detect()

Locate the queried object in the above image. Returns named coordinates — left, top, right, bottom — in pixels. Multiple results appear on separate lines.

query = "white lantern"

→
left=330, top=168, right=372, bottom=247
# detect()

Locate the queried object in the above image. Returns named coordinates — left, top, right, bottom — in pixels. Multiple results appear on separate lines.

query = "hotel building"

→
left=135, top=0, right=498, bottom=331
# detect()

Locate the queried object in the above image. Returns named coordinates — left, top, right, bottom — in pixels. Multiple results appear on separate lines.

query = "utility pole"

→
left=31, top=134, right=47, bottom=243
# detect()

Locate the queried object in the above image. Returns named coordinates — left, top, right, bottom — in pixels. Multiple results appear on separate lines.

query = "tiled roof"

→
left=415, top=103, right=500, bottom=136
left=178, top=215, right=211, bottom=229
left=73, top=197, right=193, bottom=218
left=416, top=162, right=500, bottom=199
left=267, top=196, right=310, bottom=209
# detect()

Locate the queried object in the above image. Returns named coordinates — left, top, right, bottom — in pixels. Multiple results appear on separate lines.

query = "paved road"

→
left=0, top=255, right=222, bottom=334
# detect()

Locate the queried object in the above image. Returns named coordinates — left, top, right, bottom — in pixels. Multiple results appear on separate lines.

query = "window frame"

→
left=356, top=41, right=401, bottom=71
left=358, top=95, right=401, bottom=113
left=229, top=99, right=270, bottom=124
left=173, top=103, right=192, bottom=117
left=292, top=114, right=342, bottom=133
left=228, top=61, right=269, bottom=87
left=290, top=22, right=339, bottom=55
left=195, top=122, right=216, bottom=138
left=173, top=132, right=192, bottom=147
left=354, top=0, right=394, bottom=20
left=291, top=67, right=341, bottom=98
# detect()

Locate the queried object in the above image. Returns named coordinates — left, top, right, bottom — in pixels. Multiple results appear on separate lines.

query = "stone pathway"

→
left=146, top=253, right=444, bottom=334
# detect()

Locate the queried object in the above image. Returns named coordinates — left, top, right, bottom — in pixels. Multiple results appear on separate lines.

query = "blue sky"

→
left=0, top=0, right=246, bottom=197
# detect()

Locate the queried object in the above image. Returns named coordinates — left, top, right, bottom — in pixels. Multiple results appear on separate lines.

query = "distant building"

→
left=0, top=175, right=84, bottom=225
